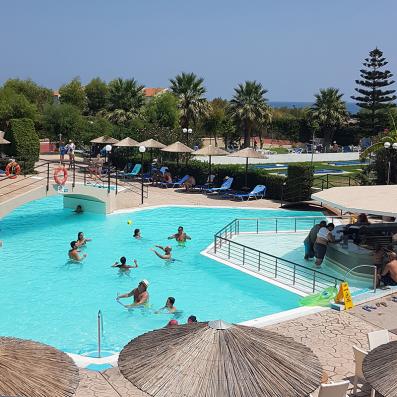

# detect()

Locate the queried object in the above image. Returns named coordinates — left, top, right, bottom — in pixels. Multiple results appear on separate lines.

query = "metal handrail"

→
left=97, top=310, right=103, bottom=358
left=344, top=265, right=377, bottom=293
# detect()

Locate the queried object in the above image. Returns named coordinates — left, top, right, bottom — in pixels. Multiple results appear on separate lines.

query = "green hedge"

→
left=5, top=118, right=40, bottom=173
left=285, top=163, right=314, bottom=201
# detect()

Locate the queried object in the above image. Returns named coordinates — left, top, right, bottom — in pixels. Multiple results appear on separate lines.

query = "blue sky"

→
left=1, top=0, right=396, bottom=101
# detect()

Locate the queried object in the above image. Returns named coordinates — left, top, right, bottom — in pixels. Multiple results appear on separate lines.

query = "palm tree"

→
left=230, top=81, right=270, bottom=148
left=169, top=72, right=208, bottom=131
left=105, top=78, right=145, bottom=125
left=310, top=88, right=348, bottom=149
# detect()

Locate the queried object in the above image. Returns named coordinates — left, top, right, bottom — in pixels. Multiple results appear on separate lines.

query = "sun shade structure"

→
left=228, top=147, right=268, bottom=187
left=119, top=321, right=323, bottom=397
left=363, top=340, right=397, bottom=397
left=90, top=135, right=119, bottom=144
left=312, top=185, right=397, bottom=217
left=0, top=337, right=79, bottom=397
left=138, top=138, right=166, bottom=149
left=192, top=145, right=229, bottom=178
left=113, top=137, right=140, bottom=147
left=0, top=131, right=10, bottom=145
left=161, top=141, right=193, bottom=166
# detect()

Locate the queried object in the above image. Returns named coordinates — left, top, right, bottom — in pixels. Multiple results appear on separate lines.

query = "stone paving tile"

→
left=75, top=369, right=120, bottom=397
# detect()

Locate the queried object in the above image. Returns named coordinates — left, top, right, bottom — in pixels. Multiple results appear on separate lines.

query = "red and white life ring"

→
left=5, top=161, right=21, bottom=179
left=54, top=166, right=68, bottom=185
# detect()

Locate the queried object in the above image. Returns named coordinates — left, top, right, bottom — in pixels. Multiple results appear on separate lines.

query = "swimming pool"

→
left=0, top=197, right=322, bottom=354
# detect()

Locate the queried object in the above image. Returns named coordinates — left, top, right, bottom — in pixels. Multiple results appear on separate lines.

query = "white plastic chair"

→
left=352, top=346, right=375, bottom=397
left=368, top=329, right=390, bottom=350
left=309, top=380, right=349, bottom=397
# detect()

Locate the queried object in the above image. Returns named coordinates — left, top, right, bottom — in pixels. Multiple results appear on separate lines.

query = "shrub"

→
left=5, top=118, right=40, bottom=173
left=285, top=163, right=314, bottom=201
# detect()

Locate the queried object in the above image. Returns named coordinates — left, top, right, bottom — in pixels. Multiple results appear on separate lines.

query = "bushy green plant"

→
left=5, top=118, right=40, bottom=173
left=285, top=163, right=314, bottom=201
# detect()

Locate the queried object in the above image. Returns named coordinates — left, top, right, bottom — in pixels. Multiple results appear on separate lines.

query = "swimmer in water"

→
left=150, top=245, right=172, bottom=260
left=75, top=232, right=92, bottom=247
left=155, top=297, right=177, bottom=314
left=74, top=205, right=83, bottom=214
left=112, top=256, right=138, bottom=270
left=117, top=279, right=149, bottom=308
left=68, top=241, right=87, bottom=261
left=133, top=229, right=141, bottom=239
left=168, top=226, right=191, bottom=243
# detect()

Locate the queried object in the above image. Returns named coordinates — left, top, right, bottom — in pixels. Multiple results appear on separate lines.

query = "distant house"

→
left=53, top=90, right=61, bottom=103
left=143, top=87, right=168, bottom=101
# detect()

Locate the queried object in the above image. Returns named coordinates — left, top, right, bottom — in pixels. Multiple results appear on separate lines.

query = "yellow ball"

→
left=127, top=220, right=132, bottom=225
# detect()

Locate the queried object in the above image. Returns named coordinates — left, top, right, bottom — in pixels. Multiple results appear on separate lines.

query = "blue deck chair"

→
left=160, top=174, right=189, bottom=188
left=204, top=177, right=234, bottom=195
left=122, top=163, right=142, bottom=179
left=228, top=185, right=266, bottom=201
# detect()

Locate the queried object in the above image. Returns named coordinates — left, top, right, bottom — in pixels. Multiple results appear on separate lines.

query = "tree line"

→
left=0, top=47, right=395, bottom=149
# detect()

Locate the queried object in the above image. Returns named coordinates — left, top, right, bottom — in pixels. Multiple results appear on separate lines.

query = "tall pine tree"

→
left=351, top=48, right=396, bottom=135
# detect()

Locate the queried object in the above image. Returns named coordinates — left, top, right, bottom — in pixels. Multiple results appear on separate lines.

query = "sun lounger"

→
left=160, top=174, right=189, bottom=188
left=203, top=177, right=234, bottom=195
left=227, top=185, right=266, bottom=201
left=122, top=163, right=141, bottom=179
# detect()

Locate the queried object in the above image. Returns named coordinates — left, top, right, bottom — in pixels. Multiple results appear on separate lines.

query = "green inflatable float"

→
left=299, top=286, right=338, bottom=307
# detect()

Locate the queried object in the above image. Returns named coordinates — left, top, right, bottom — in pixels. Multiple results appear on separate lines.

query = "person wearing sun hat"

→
left=117, top=279, right=149, bottom=308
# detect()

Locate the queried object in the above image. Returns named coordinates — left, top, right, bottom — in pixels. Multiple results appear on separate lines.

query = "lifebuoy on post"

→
left=5, top=161, right=21, bottom=179
left=54, top=166, right=68, bottom=185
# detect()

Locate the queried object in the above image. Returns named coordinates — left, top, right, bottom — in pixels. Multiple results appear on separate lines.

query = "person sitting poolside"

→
left=117, top=279, right=149, bottom=308
left=112, top=256, right=138, bottom=271
left=168, top=226, right=191, bottom=243
left=68, top=241, right=87, bottom=262
left=182, top=175, right=196, bottom=191
left=75, top=232, right=92, bottom=247
left=156, top=297, right=177, bottom=314
left=133, top=229, right=141, bottom=239
left=187, top=315, right=197, bottom=324
left=74, top=205, right=83, bottom=214
left=379, top=252, right=397, bottom=287
left=162, top=171, right=172, bottom=184
left=151, top=245, right=172, bottom=260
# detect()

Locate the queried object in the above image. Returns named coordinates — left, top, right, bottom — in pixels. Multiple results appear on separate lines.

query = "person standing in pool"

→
left=151, top=245, right=172, bottom=260
left=112, top=257, right=138, bottom=271
left=314, top=223, right=337, bottom=267
left=156, top=297, right=177, bottom=314
left=117, top=280, right=149, bottom=308
left=304, top=220, right=327, bottom=260
left=75, top=232, right=92, bottom=247
left=68, top=241, right=87, bottom=261
left=168, top=226, right=191, bottom=243
left=133, top=229, right=141, bottom=239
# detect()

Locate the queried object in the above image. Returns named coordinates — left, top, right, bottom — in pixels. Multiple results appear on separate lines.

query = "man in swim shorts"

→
left=68, top=241, right=87, bottom=261
left=117, top=279, right=149, bottom=308
left=156, top=297, right=177, bottom=314
left=168, top=226, right=191, bottom=243
left=151, top=245, right=172, bottom=260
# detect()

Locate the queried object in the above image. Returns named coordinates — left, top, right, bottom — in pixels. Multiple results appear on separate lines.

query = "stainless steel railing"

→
left=97, top=310, right=104, bottom=358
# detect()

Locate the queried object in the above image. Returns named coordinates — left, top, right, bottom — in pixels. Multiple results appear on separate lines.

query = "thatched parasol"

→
left=363, top=340, right=397, bottom=397
left=161, top=141, right=193, bottom=166
left=228, top=147, right=268, bottom=188
left=192, top=145, right=229, bottom=179
left=0, top=337, right=79, bottom=397
left=90, top=135, right=119, bottom=144
left=0, top=131, right=11, bottom=145
left=119, top=320, right=323, bottom=397
left=138, top=138, right=166, bottom=149
left=113, top=137, right=140, bottom=147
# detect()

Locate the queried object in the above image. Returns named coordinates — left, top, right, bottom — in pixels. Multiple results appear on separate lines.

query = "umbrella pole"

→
left=209, top=156, right=212, bottom=183
left=177, top=153, right=179, bottom=167
left=245, top=157, right=248, bottom=189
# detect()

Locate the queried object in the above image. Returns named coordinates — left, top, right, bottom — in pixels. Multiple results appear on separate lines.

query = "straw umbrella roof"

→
left=0, top=130, right=10, bottom=144
left=0, top=337, right=79, bottom=397
left=119, top=320, right=322, bottom=397
left=161, top=141, right=193, bottom=153
left=113, top=137, right=140, bottom=147
left=138, top=138, right=166, bottom=149
left=192, top=144, right=228, bottom=156
left=90, top=135, right=119, bottom=144
left=228, top=147, right=267, bottom=159
left=363, top=340, right=397, bottom=397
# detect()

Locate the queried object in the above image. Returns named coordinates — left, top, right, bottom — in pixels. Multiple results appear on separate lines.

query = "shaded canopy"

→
left=138, top=138, right=166, bottom=149
left=161, top=141, right=193, bottom=153
left=0, top=131, right=10, bottom=145
left=90, top=135, right=119, bottom=144
left=119, top=321, right=322, bottom=397
left=192, top=144, right=228, bottom=156
left=228, top=147, right=267, bottom=159
left=0, top=337, right=79, bottom=397
left=363, top=340, right=397, bottom=397
left=113, top=137, right=140, bottom=147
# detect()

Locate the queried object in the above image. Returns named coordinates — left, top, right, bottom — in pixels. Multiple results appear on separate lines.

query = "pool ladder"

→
left=97, top=310, right=104, bottom=358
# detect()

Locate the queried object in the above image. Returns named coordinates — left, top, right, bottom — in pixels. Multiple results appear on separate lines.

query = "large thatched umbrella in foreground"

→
left=228, top=147, right=267, bottom=188
left=161, top=141, right=193, bottom=166
left=119, top=320, right=323, bottom=397
left=0, top=337, right=79, bottom=397
left=363, top=340, right=397, bottom=397
left=192, top=145, right=229, bottom=180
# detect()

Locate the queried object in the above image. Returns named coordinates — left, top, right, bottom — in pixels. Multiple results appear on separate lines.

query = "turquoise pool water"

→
left=0, top=197, right=321, bottom=354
